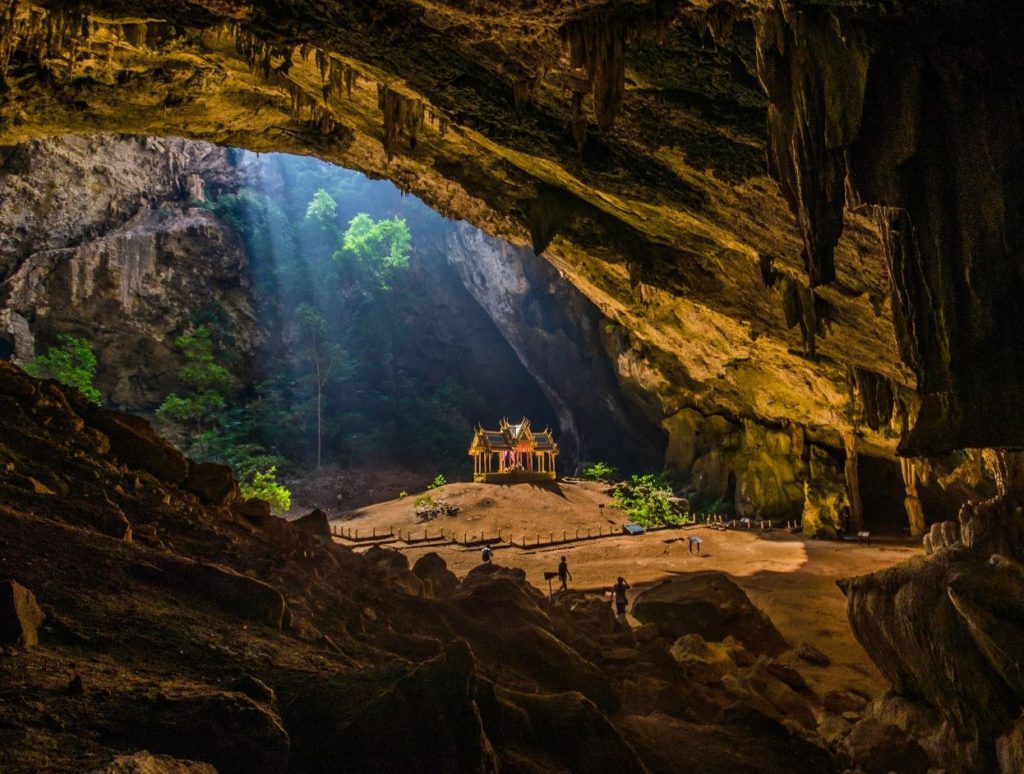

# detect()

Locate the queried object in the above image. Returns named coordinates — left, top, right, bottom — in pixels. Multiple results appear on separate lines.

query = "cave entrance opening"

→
left=1, top=135, right=670, bottom=495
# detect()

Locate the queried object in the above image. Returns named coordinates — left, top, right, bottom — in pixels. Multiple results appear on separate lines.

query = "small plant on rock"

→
left=426, top=473, right=447, bottom=490
left=240, top=466, right=292, bottom=514
left=582, top=462, right=618, bottom=483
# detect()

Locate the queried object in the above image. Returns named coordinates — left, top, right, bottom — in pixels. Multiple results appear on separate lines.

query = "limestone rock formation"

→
left=841, top=549, right=1024, bottom=770
left=0, top=136, right=261, bottom=408
left=0, top=360, right=880, bottom=771
left=0, top=579, right=45, bottom=648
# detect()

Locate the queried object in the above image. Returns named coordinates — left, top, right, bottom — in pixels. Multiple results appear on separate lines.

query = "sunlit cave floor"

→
left=339, top=480, right=921, bottom=702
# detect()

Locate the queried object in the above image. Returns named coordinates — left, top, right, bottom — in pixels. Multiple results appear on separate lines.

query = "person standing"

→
left=557, top=556, right=572, bottom=591
left=611, top=576, right=631, bottom=619
left=481, top=545, right=492, bottom=563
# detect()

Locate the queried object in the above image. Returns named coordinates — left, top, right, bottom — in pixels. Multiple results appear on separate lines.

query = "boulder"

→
left=500, top=688, right=645, bottom=773
left=363, top=545, right=423, bottom=596
left=92, top=752, right=218, bottom=773
left=234, top=498, right=272, bottom=521
left=165, top=561, right=287, bottom=629
left=841, top=548, right=1024, bottom=771
left=997, top=718, right=1024, bottom=774
left=284, top=640, right=499, bottom=773
left=292, top=508, right=331, bottom=539
left=731, top=659, right=817, bottom=730
left=126, top=690, right=289, bottom=774
left=87, top=409, right=189, bottom=485
left=182, top=462, right=240, bottom=506
left=824, top=689, right=869, bottom=714
left=795, top=642, right=830, bottom=666
left=228, top=674, right=277, bottom=706
left=669, top=633, right=753, bottom=678
left=0, top=579, right=46, bottom=648
left=632, top=573, right=787, bottom=656
left=843, top=718, right=930, bottom=774
left=412, top=552, right=459, bottom=599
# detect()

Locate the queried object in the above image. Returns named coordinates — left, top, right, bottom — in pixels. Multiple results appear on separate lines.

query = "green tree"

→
left=157, top=327, right=233, bottom=455
left=293, top=303, right=347, bottom=468
left=337, top=213, right=412, bottom=289
left=22, top=334, right=102, bottom=404
left=304, top=188, right=338, bottom=229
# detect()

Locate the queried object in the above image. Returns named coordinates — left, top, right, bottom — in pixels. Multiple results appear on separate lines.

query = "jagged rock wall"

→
left=754, top=0, right=1024, bottom=454
left=0, top=135, right=260, bottom=408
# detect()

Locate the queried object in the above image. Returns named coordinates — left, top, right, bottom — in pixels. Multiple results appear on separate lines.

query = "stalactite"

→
left=570, top=91, right=587, bottom=153
left=754, top=3, right=870, bottom=287
left=0, top=2, right=91, bottom=83
left=426, top=109, right=447, bottom=137
left=556, top=2, right=677, bottom=145
left=377, top=84, right=424, bottom=161
left=778, top=275, right=822, bottom=357
left=849, top=366, right=894, bottom=431
left=560, top=10, right=626, bottom=135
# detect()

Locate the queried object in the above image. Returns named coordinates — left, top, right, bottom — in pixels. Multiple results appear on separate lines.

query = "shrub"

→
left=426, top=473, right=446, bottom=490
left=612, top=473, right=686, bottom=528
left=22, top=335, right=102, bottom=405
left=582, top=462, right=618, bottom=483
left=399, top=490, right=408, bottom=499
left=414, top=496, right=460, bottom=522
left=240, top=466, right=292, bottom=514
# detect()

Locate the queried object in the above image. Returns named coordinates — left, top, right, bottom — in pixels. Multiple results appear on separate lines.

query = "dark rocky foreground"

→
left=0, top=359, right=841, bottom=772
left=3, top=364, right=1022, bottom=772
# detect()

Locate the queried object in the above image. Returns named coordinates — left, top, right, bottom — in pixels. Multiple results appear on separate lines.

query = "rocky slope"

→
left=0, top=360, right=848, bottom=772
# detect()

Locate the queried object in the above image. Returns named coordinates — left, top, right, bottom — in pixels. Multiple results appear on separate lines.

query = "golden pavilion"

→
left=468, top=417, right=558, bottom=483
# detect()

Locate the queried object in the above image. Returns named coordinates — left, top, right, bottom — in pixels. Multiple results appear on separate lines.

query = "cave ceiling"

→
left=3, top=0, right=1017, bottom=457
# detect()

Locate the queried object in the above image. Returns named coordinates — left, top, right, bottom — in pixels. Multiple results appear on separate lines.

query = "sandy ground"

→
left=335, top=479, right=920, bottom=701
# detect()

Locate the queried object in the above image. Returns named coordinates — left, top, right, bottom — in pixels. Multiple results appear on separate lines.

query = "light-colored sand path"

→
left=336, top=479, right=920, bottom=700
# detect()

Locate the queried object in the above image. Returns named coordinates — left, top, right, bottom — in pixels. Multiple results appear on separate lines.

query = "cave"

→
left=2, top=2, right=1024, bottom=773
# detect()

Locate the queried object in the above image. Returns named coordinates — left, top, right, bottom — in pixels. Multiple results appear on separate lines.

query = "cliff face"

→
left=0, top=135, right=261, bottom=408
left=445, top=222, right=666, bottom=471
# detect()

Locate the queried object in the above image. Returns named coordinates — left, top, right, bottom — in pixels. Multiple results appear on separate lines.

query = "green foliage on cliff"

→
left=157, top=327, right=234, bottom=455
left=190, top=163, right=520, bottom=479
left=22, top=335, right=102, bottom=405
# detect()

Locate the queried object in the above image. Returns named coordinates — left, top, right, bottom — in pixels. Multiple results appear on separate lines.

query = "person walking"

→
left=557, top=556, right=572, bottom=591
left=611, top=576, right=631, bottom=619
